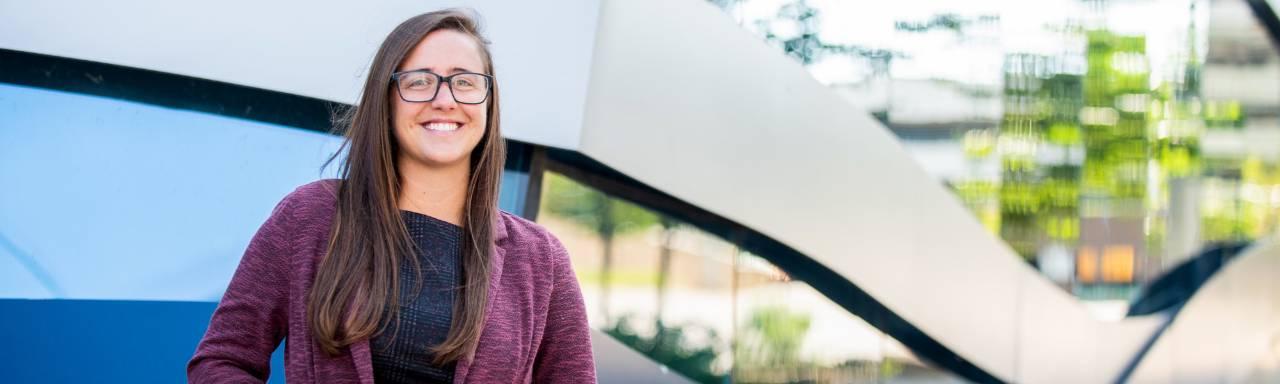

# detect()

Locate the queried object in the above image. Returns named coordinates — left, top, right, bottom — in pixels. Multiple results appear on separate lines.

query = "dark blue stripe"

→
left=0, top=299, right=284, bottom=383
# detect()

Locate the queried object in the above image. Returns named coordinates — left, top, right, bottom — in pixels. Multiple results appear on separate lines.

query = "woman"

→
left=188, top=9, right=596, bottom=384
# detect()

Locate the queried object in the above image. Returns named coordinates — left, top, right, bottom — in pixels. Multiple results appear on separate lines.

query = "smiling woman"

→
left=391, top=28, right=493, bottom=175
left=187, top=8, right=596, bottom=384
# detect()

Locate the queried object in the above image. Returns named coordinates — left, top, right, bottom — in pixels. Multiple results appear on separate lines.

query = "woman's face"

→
left=391, top=29, right=489, bottom=169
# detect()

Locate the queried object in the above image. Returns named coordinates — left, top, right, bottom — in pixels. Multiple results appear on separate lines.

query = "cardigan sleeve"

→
left=531, top=236, right=598, bottom=383
left=187, top=194, right=296, bottom=383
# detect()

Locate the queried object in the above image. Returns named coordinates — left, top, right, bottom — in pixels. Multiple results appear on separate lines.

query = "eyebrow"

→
left=402, top=66, right=481, bottom=75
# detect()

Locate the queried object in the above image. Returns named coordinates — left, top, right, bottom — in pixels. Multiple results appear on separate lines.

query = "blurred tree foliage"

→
left=541, top=172, right=660, bottom=324
left=605, top=316, right=727, bottom=384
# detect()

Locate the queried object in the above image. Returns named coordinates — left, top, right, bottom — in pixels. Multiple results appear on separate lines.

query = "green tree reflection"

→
left=605, top=316, right=727, bottom=384
left=737, top=306, right=810, bottom=368
left=541, top=173, right=660, bottom=324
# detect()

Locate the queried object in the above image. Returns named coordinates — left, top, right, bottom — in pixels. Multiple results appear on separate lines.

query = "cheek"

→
left=390, top=102, right=419, bottom=149
left=392, top=100, right=417, bottom=127
left=466, top=105, right=488, bottom=133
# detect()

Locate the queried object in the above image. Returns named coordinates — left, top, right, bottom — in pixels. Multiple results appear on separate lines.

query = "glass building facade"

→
left=534, top=168, right=965, bottom=382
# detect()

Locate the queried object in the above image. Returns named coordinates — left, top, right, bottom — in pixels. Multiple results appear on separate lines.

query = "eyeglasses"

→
left=391, top=70, right=493, bottom=104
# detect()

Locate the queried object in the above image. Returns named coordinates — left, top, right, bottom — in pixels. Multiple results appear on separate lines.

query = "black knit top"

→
left=370, top=210, right=463, bottom=384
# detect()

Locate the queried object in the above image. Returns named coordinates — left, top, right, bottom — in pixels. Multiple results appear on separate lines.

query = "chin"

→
left=417, top=151, right=472, bottom=167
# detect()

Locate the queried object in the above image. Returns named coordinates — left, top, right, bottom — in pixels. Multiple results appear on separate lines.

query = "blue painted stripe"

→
left=0, top=298, right=284, bottom=383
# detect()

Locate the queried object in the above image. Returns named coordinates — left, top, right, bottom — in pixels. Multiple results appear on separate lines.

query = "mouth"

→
left=420, top=121, right=462, bottom=132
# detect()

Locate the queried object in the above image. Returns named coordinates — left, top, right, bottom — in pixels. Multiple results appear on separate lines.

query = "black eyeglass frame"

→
left=390, top=70, right=494, bottom=104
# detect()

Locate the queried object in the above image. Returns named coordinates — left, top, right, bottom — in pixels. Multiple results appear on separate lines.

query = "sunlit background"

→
left=528, top=0, right=1280, bottom=382
left=711, top=0, right=1277, bottom=302
left=2, top=0, right=1279, bottom=383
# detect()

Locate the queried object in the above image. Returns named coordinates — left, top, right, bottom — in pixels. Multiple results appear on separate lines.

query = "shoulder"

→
left=495, top=210, right=569, bottom=264
left=278, top=179, right=339, bottom=213
left=281, top=179, right=340, bottom=208
left=267, top=179, right=340, bottom=229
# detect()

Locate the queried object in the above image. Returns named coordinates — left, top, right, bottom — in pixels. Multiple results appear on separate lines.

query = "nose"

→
left=430, top=83, right=459, bottom=109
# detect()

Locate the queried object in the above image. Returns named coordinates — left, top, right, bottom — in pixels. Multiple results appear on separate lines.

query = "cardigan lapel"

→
left=452, top=214, right=509, bottom=384
left=351, top=339, right=375, bottom=384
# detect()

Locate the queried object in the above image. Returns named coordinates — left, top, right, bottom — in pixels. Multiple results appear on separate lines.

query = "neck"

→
left=396, top=156, right=471, bottom=227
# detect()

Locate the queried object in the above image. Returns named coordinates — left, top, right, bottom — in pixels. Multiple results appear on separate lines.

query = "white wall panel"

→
left=0, top=0, right=599, bottom=149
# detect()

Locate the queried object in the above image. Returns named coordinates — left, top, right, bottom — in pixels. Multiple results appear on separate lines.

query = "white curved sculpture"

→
left=1127, top=239, right=1280, bottom=383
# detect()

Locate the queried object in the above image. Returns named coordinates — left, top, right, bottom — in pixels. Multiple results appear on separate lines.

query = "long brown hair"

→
left=310, top=8, right=504, bottom=364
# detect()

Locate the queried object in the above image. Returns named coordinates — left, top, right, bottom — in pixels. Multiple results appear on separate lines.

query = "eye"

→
left=453, top=78, right=475, bottom=89
left=401, top=74, right=436, bottom=90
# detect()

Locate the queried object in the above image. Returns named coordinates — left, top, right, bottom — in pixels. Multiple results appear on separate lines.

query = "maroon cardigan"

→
left=188, top=180, right=596, bottom=383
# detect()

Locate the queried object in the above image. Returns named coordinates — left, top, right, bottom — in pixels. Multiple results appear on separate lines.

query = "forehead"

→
left=398, top=29, right=486, bottom=73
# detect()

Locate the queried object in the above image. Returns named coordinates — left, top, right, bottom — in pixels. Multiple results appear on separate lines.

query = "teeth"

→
left=424, top=122, right=459, bottom=132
